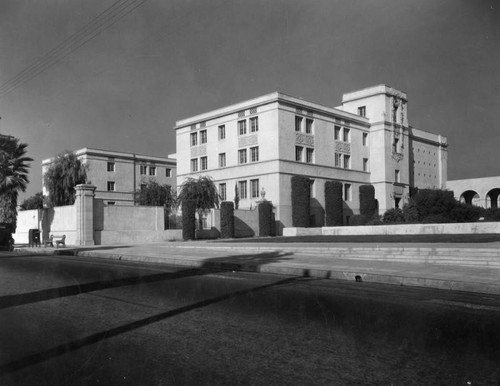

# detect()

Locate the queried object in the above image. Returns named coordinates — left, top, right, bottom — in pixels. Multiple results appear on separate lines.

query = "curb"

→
left=14, top=247, right=500, bottom=295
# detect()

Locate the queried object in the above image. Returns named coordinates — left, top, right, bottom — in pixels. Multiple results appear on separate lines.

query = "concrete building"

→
left=174, top=85, right=447, bottom=232
left=42, top=148, right=176, bottom=206
left=447, top=176, right=500, bottom=208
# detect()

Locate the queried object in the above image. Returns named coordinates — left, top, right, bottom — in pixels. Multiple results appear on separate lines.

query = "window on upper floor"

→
left=200, top=156, right=208, bottom=171
left=306, top=148, right=314, bottom=163
left=219, top=125, right=226, bottom=140
left=335, top=153, right=342, bottom=168
left=250, top=179, right=259, bottom=198
left=358, top=106, right=366, bottom=117
left=295, top=116, right=303, bottom=132
left=190, top=158, right=198, bottom=172
left=295, top=146, right=303, bottom=162
left=250, top=146, right=259, bottom=162
left=250, top=117, right=259, bottom=133
left=238, top=149, right=247, bottom=164
left=393, top=137, right=400, bottom=153
left=219, top=183, right=227, bottom=201
left=107, top=162, right=115, bottom=172
left=305, top=118, right=313, bottom=134
left=190, top=132, right=198, bottom=146
left=334, top=125, right=341, bottom=140
left=395, top=169, right=400, bottom=183
left=200, top=130, right=207, bottom=144
left=107, top=181, right=115, bottom=191
left=343, top=128, right=350, bottom=142
left=238, top=120, right=247, bottom=135
left=140, top=165, right=147, bottom=175
left=363, top=133, right=368, bottom=146
left=166, top=168, right=171, bottom=177
left=363, top=158, right=369, bottom=172
left=219, top=153, right=226, bottom=168
left=343, top=154, right=350, bottom=169
left=149, top=166, right=156, bottom=176
left=238, top=180, right=247, bottom=199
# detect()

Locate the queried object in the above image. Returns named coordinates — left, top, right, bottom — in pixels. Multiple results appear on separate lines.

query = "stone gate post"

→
left=75, top=184, right=96, bottom=246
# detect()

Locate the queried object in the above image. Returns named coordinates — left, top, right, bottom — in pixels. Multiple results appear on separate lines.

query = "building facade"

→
left=42, top=148, right=177, bottom=206
left=175, top=85, right=447, bottom=232
left=447, top=176, right=500, bottom=208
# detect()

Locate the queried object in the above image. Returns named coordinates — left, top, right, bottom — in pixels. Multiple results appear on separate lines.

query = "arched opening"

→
left=460, top=190, right=480, bottom=206
left=486, top=188, right=500, bottom=208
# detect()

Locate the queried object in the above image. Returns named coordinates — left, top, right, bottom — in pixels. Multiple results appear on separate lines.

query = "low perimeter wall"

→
left=283, top=222, right=500, bottom=237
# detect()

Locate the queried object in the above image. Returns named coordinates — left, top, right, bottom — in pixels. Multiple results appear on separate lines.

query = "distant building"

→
left=175, top=85, right=447, bottom=232
left=42, top=148, right=176, bottom=206
left=447, top=176, right=500, bottom=208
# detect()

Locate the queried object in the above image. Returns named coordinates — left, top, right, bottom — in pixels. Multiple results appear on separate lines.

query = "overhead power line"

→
left=0, top=0, right=147, bottom=99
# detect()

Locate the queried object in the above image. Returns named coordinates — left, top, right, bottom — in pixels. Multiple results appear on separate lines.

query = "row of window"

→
left=107, top=162, right=172, bottom=177
left=295, top=116, right=314, bottom=134
left=190, top=117, right=259, bottom=147
left=218, top=179, right=260, bottom=201
left=191, top=147, right=260, bottom=172
left=295, top=146, right=314, bottom=163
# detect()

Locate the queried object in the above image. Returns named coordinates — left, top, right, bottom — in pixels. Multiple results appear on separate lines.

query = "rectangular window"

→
left=107, top=162, right=115, bottom=172
left=107, top=181, right=115, bottom=191
left=343, top=154, right=350, bottom=169
left=218, top=125, right=226, bottom=140
left=190, top=132, right=198, bottom=146
left=250, top=146, right=259, bottom=162
left=335, top=153, right=342, bottom=168
left=363, top=133, right=368, bottom=146
left=238, top=120, right=247, bottom=135
left=190, top=158, right=198, bottom=172
left=250, top=179, right=259, bottom=198
left=395, top=169, right=400, bottom=183
left=200, top=156, right=208, bottom=171
left=149, top=166, right=156, bottom=176
left=334, top=125, right=341, bottom=140
left=305, top=118, right=313, bottom=134
left=306, top=148, right=314, bottom=163
left=250, top=117, right=259, bottom=133
left=295, top=146, right=303, bottom=162
left=238, top=149, right=247, bottom=164
left=310, top=179, right=315, bottom=198
left=343, top=128, right=350, bottom=142
left=166, top=168, right=171, bottom=177
left=344, top=183, right=351, bottom=201
left=358, top=106, right=366, bottom=117
left=200, top=130, right=207, bottom=144
left=140, top=165, right=147, bottom=175
left=393, top=137, right=400, bottom=153
left=219, top=183, right=227, bottom=201
left=219, top=153, right=226, bottom=168
left=238, top=180, right=247, bottom=199
left=363, top=158, right=369, bottom=172
left=295, top=116, right=303, bottom=132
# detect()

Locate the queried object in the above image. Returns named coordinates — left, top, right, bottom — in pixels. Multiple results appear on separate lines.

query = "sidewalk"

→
left=14, top=240, right=500, bottom=295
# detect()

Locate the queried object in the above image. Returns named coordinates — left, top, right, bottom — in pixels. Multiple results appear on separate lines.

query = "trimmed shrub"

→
left=291, top=175, right=311, bottom=227
left=402, top=201, right=419, bottom=223
left=359, top=185, right=377, bottom=220
left=422, top=214, right=449, bottom=224
left=220, top=201, right=234, bottom=238
left=411, top=189, right=456, bottom=222
left=483, top=208, right=500, bottom=222
left=448, top=203, right=482, bottom=223
left=258, top=201, right=274, bottom=236
left=350, top=215, right=368, bottom=226
left=382, top=208, right=405, bottom=224
left=182, top=199, right=196, bottom=240
left=325, top=180, right=343, bottom=226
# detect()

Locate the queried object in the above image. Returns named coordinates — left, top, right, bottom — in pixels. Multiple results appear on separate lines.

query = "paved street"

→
left=1, top=252, right=499, bottom=385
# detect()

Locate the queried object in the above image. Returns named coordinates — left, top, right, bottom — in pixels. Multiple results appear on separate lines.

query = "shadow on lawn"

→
left=0, top=250, right=301, bottom=374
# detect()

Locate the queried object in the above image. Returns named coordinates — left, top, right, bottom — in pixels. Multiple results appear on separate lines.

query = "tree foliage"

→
left=291, top=175, right=311, bottom=227
left=178, top=176, right=220, bottom=229
left=44, top=151, right=87, bottom=207
left=359, top=184, right=377, bottom=219
left=20, top=192, right=44, bottom=210
left=135, top=180, right=174, bottom=207
left=324, top=180, right=343, bottom=226
left=0, top=136, right=33, bottom=231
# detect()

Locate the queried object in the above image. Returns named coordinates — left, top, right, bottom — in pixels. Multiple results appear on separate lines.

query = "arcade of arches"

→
left=447, top=177, right=500, bottom=209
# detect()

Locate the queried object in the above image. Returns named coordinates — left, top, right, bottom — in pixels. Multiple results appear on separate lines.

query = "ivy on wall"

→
left=325, top=180, right=343, bottom=226
left=291, top=175, right=311, bottom=227
left=220, top=201, right=235, bottom=238
left=182, top=199, right=196, bottom=240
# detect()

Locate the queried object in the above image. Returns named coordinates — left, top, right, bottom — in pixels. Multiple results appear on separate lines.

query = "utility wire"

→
left=0, top=0, right=147, bottom=99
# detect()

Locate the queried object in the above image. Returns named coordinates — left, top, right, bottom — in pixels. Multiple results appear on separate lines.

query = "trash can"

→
left=29, top=229, right=41, bottom=247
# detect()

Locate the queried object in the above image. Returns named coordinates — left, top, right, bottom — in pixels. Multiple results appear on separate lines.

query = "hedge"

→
left=324, top=180, right=343, bottom=226
left=258, top=201, right=274, bottom=236
left=182, top=199, right=196, bottom=240
left=220, top=201, right=235, bottom=238
left=291, top=175, right=311, bottom=227
left=359, top=184, right=377, bottom=220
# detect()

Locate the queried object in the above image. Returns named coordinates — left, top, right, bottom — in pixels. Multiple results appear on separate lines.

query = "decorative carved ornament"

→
left=191, top=146, right=207, bottom=157
left=335, top=141, right=351, bottom=154
left=238, top=134, right=258, bottom=148
left=392, top=152, right=404, bottom=162
left=295, top=132, right=314, bottom=146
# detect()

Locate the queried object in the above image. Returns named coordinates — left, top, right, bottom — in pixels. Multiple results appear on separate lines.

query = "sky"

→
left=0, top=0, right=499, bottom=201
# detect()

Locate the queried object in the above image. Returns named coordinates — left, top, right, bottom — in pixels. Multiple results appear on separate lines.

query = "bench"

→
left=44, top=234, right=66, bottom=248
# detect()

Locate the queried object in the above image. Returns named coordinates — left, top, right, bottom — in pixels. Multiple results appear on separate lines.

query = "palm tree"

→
left=0, top=135, right=33, bottom=231
left=178, top=176, right=220, bottom=230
